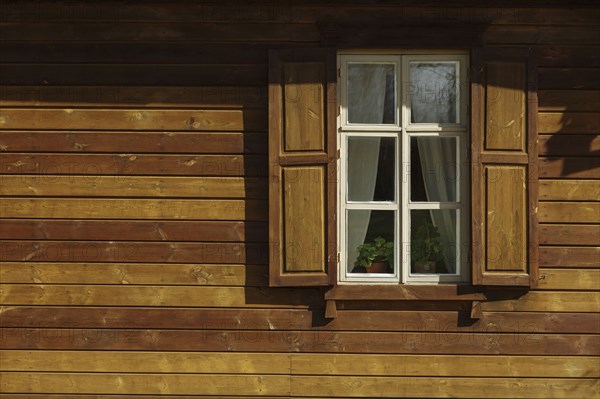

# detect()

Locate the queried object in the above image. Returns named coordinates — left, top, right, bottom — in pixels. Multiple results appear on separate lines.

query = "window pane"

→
left=347, top=210, right=395, bottom=274
left=410, top=62, right=458, bottom=124
left=410, top=210, right=458, bottom=275
left=348, top=137, right=395, bottom=202
left=348, top=63, right=396, bottom=124
left=410, top=137, right=458, bottom=202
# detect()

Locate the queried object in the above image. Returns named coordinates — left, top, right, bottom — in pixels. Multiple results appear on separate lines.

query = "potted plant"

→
left=411, top=221, right=444, bottom=273
left=353, top=236, right=394, bottom=273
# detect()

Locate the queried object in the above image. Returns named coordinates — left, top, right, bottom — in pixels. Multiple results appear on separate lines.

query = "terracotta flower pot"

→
left=367, top=261, right=390, bottom=273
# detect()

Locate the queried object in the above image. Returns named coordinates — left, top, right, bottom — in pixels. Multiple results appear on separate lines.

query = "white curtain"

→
left=346, top=65, right=389, bottom=269
left=412, top=63, right=459, bottom=271
left=417, top=138, right=458, bottom=271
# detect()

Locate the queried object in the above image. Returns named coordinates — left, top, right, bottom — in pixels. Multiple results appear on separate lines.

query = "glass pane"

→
left=348, top=63, right=396, bottom=124
left=347, top=210, right=395, bottom=274
left=410, top=210, right=458, bottom=275
left=410, top=137, right=458, bottom=202
left=410, top=62, right=458, bottom=124
left=348, top=137, right=395, bottom=202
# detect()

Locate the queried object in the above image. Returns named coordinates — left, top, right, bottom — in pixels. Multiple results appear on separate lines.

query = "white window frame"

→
left=338, top=50, right=469, bottom=285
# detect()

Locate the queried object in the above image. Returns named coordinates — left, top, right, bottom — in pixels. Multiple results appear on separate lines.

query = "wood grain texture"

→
left=538, top=68, right=600, bottom=90
left=2, top=307, right=598, bottom=333
left=0, top=109, right=266, bottom=131
left=0, top=263, right=268, bottom=286
left=540, top=246, right=600, bottom=267
left=282, top=167, right=325, bottom=272
left=1, top=328, right=597, bottom=355
left=485, top=63, right=526, bottom=151
left=0, top=131, right=267, bottom=154
left=0, top=220, right=267, bottom=242
left=539, top=180, right=600, bottom=201
left=537, top=268, right=600, bottom=290
left=539, top=157, right=600, bottom=179
left=0, top=85, right=268, bottom=108
left=0, top=285, right=319, bottom=308
left=0, top=198, right=267, bottom=220
left=538, top=112, right=600, bottom=133
left=539, top=202, right=600, bottom=223
left=481, top=291, right=600, bottom=312
left=0, top=153, right=267, bottom=176
left=485, top=166, right=527, bottom=271
left=2, top=351, right=597, bottom=378
left=540, top=224, right=600, bottom=245
left=538, top=134, right=600, bottom=156
left=538, top=90, right=600, bottom=112
left=0, top=175, right=267, bottom=199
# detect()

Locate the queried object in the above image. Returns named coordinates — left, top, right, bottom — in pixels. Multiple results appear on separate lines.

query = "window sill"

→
left=324, top=284, right=486, bottom=319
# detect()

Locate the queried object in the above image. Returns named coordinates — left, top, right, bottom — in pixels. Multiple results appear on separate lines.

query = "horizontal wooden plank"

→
left=0, top=198, right=268, bottom=220
left=537, top=46, right=600, bottom=67
left=540, top=246, right=600, bottom=267
left=538, top=90, right=600, bottom=112
left=0, top=372, right=290, bottom=395
left=0, top=351, right=290, bottom=374
left=0, top=175, right=268, bottom=198
left=482, top=291, right=600, bottom=313
left=538, top=268, right=600, bottom=290
left=539, top=180, right=600, bottom=201
left=539, top=68, right=600, bottom=89
left=0, top=109, right=266, bottom=131
left=0, top=132, right=266, bottom=154
left=2, top=351, right=596, bottom=378
left=0, top=241, right=268, bottom=264
left=291, top=376, right=599, bottom=398
left=0, top=22, right=320, bottom=41
left=0, top=285, right=319, bottom=308
left=0, top=64, right=267, bottom=86
left=0, top=263, right=267, bottom=286
left=485, top=26, right=600, bottom=45
left=1, top=328, right=596, bottom=355
left=538, top=134, right=600, bottom=156
left=0, top=85, right=268, bottom=108
left=538, top=112, right=600, bottom=133
left=2, top=306, right=598, bottom=334
left=540, top=224, right=600, bottom=245
left=0, top=153, right=267, bottom=176
left=538, top=157, right=600, bottom=178
left=539, top=202, right=600, bottom=223
left=0, top=220, right=267, bottom=242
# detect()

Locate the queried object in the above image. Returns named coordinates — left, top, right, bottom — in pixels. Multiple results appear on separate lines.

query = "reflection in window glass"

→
left=410, top=210, right=458, bottom=275
left=410, top=62, right=458, bottom=124
left=348, top=137, right=395, bottom=202
left=410, top=137, right=458, bottom=202
left=348, top=63, right=396, bottom=124
left=347, top=210, right=395, bottom=274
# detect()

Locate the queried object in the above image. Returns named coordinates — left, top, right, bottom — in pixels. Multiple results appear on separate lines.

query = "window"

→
left=339, top=52, right=469, bottom=284
left=267, top=47, right=538, bottom=291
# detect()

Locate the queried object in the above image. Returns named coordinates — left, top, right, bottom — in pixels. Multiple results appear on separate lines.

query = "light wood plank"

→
left=283, top=62, right=325, bottom=152
left=481, top=291, right=600, bottom=312
left=539, top=202, right=600, bottom=223
left=485, top=166, right=527, bottom=271
left=538, top=269, right=600, bottom=290
left=538, top=90, right=600, bottom=112
left=0, top=263, right=266, bottom=286
left=539, top=180, right=600, bottom=201
left=0, top=175, right=267, bottom=199
left=0, top=372, right=290, bottom=395
left=283, top=166, right=325, bottom=272
left=0, top=198, right=267, bottom=221
left=540, top=246, right=600, bottom=267
left=485, top=63, right=526, bottom=151
left=0, top=351, right=289, bottom=374
left=291, top=376, right=599, bottom=398
left=291, top=354, right=599, bottom=378
left=539, top=157, right=600, bottom=179
left=540, top=224, right=600, bottom=246
left=0, top=108, right=266, bottom=131
left=0, top=284, right=317, bottom=308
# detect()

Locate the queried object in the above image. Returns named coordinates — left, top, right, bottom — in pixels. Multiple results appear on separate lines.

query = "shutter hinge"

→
left=336, top=149, right=341, bottom=159
left=337, top=68, right=341, bottom=78
left=337, top=252, right=340, bottom=263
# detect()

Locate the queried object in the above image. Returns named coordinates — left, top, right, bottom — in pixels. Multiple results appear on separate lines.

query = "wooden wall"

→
left=0, top=2, right=599, bottom=397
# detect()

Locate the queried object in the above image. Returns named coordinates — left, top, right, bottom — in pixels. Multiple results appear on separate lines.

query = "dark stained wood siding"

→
left=1, top=2, right=599, bottom=397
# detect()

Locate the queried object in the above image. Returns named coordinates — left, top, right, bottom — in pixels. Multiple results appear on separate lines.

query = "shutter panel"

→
left=268, top=48, right=337, bottom=287
left=471, top=48, right=539, bottom=287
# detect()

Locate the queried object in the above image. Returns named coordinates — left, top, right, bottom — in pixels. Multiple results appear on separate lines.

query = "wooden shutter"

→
left=268, top=48, right=337, bottom=287
left=471, top=48, right=539, bottom=287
